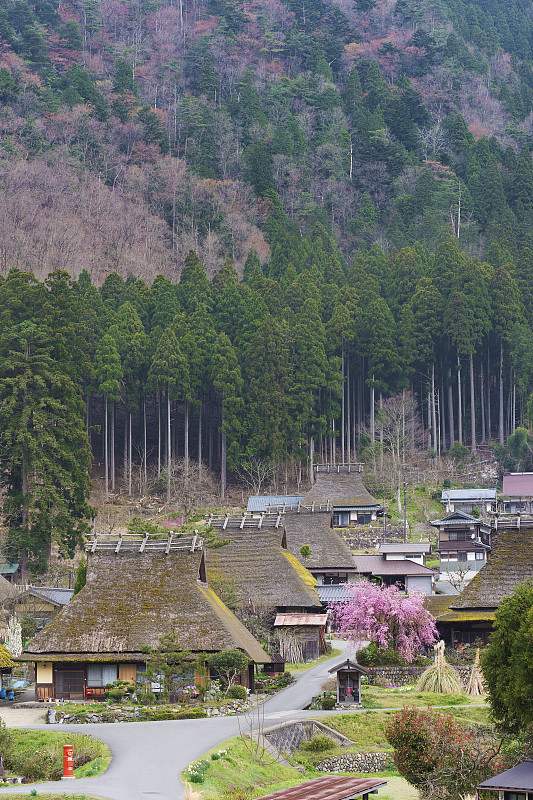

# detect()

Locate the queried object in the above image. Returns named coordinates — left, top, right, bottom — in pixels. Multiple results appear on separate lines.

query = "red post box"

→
left=62, top=744, right=74, bottom=779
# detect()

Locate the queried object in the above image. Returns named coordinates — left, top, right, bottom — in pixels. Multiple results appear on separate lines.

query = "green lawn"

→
left=185, top=735, right=418, bottom=800
left=187, top=737, right=309, bottom=799
left=376, top=775, right=418, bottom=799
left=361, top=685, right=488, bottom=710
left=1, top=730, right=111, bottom=784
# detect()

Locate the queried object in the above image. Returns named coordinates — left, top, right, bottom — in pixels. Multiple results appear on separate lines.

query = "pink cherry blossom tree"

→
left=331, top=581, right=438, bottom=663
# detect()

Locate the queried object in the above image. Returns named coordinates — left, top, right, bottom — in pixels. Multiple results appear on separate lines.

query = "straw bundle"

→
left=416, top=640, right=463, bottom=694
left=466, top=648, right=486, bottom=696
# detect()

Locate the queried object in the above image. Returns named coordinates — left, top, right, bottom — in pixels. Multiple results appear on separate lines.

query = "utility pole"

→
left=382, top=496, right=386, bottom=544
left=403, top=476, right=407, bottom=543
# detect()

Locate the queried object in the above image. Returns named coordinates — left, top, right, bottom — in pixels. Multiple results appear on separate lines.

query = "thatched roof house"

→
left=283, top=512, right=356, bottom=574
left=21, top=534, right=270, bottom=701
left=305, top=469, right=381, bottom=510
left=0, top=574, right=19, bottom=605
left=206, top=528, right=321, bottom=613
left=434, top=525, right=533, bottom=645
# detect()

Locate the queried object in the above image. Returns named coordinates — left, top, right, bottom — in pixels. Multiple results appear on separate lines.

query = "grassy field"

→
left=360, top=685, right=488, bottom=710
left=1, top=730, right=111, bottom=784
left=186, top=735, right=417, bottom=800
left=381, top=484, right=441, bottom=532
left=185, top=696, right=490, bottom=800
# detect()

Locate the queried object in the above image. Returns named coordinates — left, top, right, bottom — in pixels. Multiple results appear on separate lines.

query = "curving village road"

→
left=0, top=639, right=353, bottom=800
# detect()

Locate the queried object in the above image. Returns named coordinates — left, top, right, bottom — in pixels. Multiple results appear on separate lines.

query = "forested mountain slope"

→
left=2, top=0, right=533, bottom=276
left=4, top=0, right=533, bottom=575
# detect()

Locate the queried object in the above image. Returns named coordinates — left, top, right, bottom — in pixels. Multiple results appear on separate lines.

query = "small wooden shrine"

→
left=328, top=659, right=367, bottom=707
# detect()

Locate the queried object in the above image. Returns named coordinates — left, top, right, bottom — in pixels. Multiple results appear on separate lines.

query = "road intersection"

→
left=0, top=640, right=352, bottom=799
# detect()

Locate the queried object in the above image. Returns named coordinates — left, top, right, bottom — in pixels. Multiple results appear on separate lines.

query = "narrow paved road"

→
left=0, top=640, right=352, bottom=799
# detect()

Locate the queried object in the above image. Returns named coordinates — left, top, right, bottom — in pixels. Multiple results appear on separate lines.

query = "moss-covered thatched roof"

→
left=304, top=472, right=381, bottom=508
left=437, top=609, right=496, bottom=623
left=21, top=549, right=270, bottom=664
left=283, top=512, right=355, bottom=570
left=0, top=644, right=14, bottom=668
left=206, top=528, right=321, bottom=610
left=424, top=594, right=454, bottom=619
left=450, top=526, right=533, bottom=611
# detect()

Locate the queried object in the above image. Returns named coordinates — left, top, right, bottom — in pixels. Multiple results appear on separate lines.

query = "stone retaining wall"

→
left=265, top=721, right=350, bottom=754
left=52, top=699, right=252, bottom=724
left=317, top=752, right=390, bottom=773
left=366, top=665, right=472, bottom=687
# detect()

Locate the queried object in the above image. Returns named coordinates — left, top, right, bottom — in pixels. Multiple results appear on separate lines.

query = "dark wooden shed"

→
left=477, top=759, right=533, bottom=799
left=328, top=659, right=367, bottom=706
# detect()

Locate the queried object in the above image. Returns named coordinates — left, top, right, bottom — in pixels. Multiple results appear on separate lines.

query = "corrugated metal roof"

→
left=255, top=776, right=387, bottom=800
left=29, top=587, right=74, bottom=606
left=503, top=473, right=533, bottom=496
left=247, top=495, right=305, bottom=513
left=478, top=760, right=533, bottom=790
left=380, top=543, right=431, bottom=553
left=317, top=585, right=352, bottom=602
left=274, top=613, right=328, bottom=627
left=441, top=489, right=496, bottom=501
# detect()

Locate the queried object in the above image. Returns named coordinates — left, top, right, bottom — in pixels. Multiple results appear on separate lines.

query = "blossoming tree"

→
left=331, top=580, right=438, bottom=663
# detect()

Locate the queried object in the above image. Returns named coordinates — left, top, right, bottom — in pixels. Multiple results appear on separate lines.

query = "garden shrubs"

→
left=254, top=671, right=294, bottom=694
left=321, top=696, right=336, bottom=710
left=301, top=735, right=336, bottom=752
left=139, top=707, right=207, bottom=721
left=227, top=685, right=247, bottom=700
left=5, top=729, right=109, bottom=782
left=386, top=707, right=504, bottom=798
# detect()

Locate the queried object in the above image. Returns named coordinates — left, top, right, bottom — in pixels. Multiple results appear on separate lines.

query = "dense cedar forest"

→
left=4, top=0, right=533, bottom=572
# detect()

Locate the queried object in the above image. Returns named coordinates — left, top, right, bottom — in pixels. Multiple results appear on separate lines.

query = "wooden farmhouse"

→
left=205, top=516, right=329, bottom=662
left=205, top=520, right=321, bottom=614
left=9, top=587, right=73, bottom=629
left=431, top=523, right=533, bottom=646
left=274, top=613, right=329, bottom=662
left=20, top=533, right=270, bottom=701
left=305, top=465, right=383, bottom=527
left=283, top=511, right=360, bottom=586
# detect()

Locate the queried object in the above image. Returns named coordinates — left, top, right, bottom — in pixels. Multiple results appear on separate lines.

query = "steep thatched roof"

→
left=283, top=512, right=356, bottom=570
left=21, top=548, right=270, bottom=664
left=424, top=594, right=454, bottom=620
left=206, top=529, right=321, bottom=610
left=0, top=575, right=20, bottom=606
left=304, top=472, right=381, bottom=508
left=450, top=526, right=533, bottom=611
left=0, top=644, right=14, bottom=669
